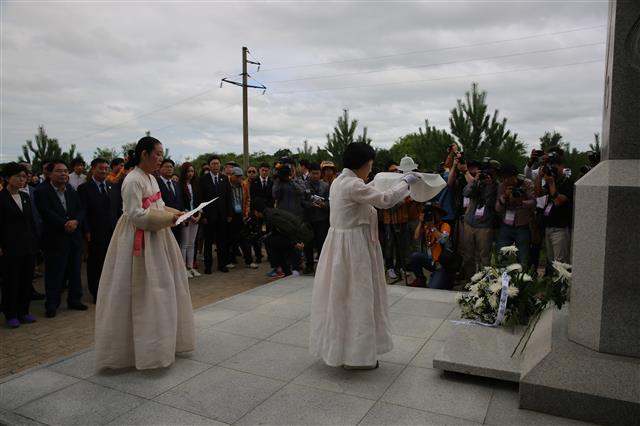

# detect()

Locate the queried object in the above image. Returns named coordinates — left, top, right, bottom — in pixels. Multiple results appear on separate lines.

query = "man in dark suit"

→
left=199, top=155, right=233, bottom=273
left=77, top=158, right=118, bottom=304
left=35, top=159, right=87, bottom=317
left=250, top=162, right=274, bottom=207
left=249, top=162, right=274, bottom=263
left=156, top=159, right=185, bottom=245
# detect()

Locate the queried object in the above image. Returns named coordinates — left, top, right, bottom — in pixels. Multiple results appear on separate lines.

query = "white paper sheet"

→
left=175, top=197, right=218, bottom=225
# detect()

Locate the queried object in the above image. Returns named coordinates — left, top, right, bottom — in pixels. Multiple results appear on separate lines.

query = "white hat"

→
left=397, top=155, right=419, bottom=173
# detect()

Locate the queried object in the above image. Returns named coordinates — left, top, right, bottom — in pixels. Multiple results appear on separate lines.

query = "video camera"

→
left=274, top=157, right=292, bottom=180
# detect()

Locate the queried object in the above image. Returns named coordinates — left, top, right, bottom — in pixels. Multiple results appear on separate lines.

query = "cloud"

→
left=1, top=1, right=609, bottom=165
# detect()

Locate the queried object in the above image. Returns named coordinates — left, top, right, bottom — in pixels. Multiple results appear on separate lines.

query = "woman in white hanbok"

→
left=310, top=143, right=418, bottom=369
left=95, top=137, right=194, bottom=370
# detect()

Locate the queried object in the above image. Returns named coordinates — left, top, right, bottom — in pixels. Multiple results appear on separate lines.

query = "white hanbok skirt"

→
left=310, top=224, right=393, bottom=366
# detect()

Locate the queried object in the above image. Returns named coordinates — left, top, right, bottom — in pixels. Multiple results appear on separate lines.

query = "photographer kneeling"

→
left=495, top=164, right=535, bottom=268
left=251, top=197, right=313, bottom=278
left=407, top=203, right=452, bottom=289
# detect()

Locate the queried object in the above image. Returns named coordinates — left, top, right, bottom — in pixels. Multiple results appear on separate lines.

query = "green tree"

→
left=121, top=142, right=136, bottom=157
left=389, top=119, right=455, bottom=172
left=61, top=146, right=83, bottom=167
left=449, top=83, right=525, bottom=164
left=93, top=147, right=118, bottom=163
left=19, top=126, right=63, bottom=172
left=325, top=109, right=370, bottom=169
left=539, top=131, right=567, bottom=152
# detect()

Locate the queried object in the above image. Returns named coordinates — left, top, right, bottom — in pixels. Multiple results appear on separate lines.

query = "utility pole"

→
left=242, top=47, right=249, bottom=171
left=221, top=47, right=266, bottom=171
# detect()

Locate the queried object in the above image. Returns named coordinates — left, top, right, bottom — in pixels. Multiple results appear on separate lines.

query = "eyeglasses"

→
left=247, top=170, right=257, bottom=174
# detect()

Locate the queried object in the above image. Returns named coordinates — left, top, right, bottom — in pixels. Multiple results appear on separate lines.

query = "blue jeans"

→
left=496, top=224, right=531, bottom=269
left=408, top=252, right=451, bottom=289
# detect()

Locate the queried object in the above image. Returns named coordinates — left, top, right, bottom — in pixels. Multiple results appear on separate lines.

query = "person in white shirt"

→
left=68, top=158, right=87, bottom=189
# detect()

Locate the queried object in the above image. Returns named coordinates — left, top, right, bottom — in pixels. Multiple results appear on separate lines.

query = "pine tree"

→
left=325, top=109, right=370, bottom=168
left=19, top=126, right=63, bottom=172
left=449, top=83, right=525, bottom=165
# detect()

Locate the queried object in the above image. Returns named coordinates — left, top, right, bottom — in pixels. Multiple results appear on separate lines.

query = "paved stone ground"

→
left=0, top=261, right=274, bottom=379
left=0, top=276, right=592, bottom=426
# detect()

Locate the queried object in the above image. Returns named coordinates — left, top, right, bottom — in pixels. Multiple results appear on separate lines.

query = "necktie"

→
left=214, top=175, right=218, bottom=186
left=99, top=182, right=107, bottom=197
left=169, top=181, right=176, bottom=196
left=262, top=179, right=266, bottom=190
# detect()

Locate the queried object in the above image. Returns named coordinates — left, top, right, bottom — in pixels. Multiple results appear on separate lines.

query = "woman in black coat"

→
left=0, top=162, right=39, bottom=328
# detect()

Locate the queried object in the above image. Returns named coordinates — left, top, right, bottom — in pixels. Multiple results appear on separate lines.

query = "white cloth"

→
left=371, top=171, right=446, bottom=203
left=95, top=167, right=194, bottom=370
left=310, top=168, right=410, bottom=367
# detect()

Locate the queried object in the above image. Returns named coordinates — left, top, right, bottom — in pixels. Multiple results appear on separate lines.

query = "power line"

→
left=66, top=88, right=219, bottom=143
left=64, top=26, right=605, bottom=141
left=271, top=58, right=604, bottom=95
left=265, top=41, right=604, bottom=84
left=259, top=25, right=605, bottom=72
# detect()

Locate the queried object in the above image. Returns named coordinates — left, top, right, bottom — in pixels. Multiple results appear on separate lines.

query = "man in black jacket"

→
left=199, top=155, right=233, bottom=273
left=251, top=197, right=312, bottom=277
left=249, top=162, right=274, bottom=263
left=77, top=158, right=118, bottom=303
left=157, top=159, right=185, bottom=245
left=35, top=160, right=87, bottom=317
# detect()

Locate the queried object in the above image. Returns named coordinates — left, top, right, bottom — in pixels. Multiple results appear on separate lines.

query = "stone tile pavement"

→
left=0, top=262, right=275, bottom=379
left=0, top=276, right=593, bottom=425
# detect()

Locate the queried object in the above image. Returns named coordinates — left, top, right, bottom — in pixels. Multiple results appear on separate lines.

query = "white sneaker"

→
left=387, top=269, right=397, bottom=279
left=292, top=270, right=301, bottom=277
left=249, top=263, right=259, bottom=269
left=190, top=268, right=201, bottom=277
left=186, top=269, right=194, bottom=278
left=226, top=263, right=236, bottom=269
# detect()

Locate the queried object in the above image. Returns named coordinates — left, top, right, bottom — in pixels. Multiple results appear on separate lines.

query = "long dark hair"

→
left=179, top=161, right=198, bottom=207
left=124, top=136, right=162, bottom=169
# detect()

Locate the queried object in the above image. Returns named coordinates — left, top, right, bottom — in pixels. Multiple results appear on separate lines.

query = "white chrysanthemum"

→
left=507, top=286, right=519, bottom=297
left=469, top=283, right=480, bottom=295
left=500, top=245, right=518, bottom=256
left=552, top=261, right=572, bottom=271
left=474, top=297, right=485, bottom=309
left=506, top=263, right=522, bottom=273
left=488, top=295, right=498, bottom=309
left=489, top=282, right=503, bottom=294
left=551, top=261, right=572, bottom=283
left=471, top=271, right=484, bottom=282
left=555, top=269, right=572, bottom=283
left=520, top=273, right=533, bottom=282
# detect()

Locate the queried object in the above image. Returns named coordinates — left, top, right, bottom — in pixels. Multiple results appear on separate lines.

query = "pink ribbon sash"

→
left=132, top=191, right=162, bottom=256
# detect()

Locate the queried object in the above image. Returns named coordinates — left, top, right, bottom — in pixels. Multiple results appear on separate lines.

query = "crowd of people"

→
left=0, top=138, right=577, bottom=330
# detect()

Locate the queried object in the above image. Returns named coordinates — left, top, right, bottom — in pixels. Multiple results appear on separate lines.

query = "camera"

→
left=310, top=194, right=325, bottom=204
left=541, top=164, right=557, bottom=179
left=423, top=209, right=434, bottom=222
left=532, top=149, right=545, bottom=158
left=274, top=158, right=292, bottom=180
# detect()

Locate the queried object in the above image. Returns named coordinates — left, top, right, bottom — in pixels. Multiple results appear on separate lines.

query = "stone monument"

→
left=519, top=1, right=640, bottom=424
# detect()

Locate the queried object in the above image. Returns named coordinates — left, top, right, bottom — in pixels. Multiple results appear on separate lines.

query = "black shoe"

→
left=204, top=268, right=212, bottom=274
left=218, top=266, right=229, bottom=273
left=31, top=291, right=45, bottom=301
left=68, top=302, right=88, bottom=311
left=45, top=309, right=56, bottom=318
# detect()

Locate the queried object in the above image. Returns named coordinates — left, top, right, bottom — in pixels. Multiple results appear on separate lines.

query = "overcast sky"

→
left=1, top=0, right=609, bottom=164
